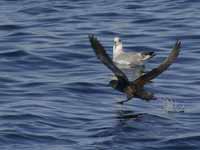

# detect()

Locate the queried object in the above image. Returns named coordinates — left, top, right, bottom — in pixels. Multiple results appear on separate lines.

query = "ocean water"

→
left=0, top=0, right=200, bottom=149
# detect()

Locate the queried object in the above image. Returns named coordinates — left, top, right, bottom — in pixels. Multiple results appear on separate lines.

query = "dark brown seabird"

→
left=89, top=35, right=181, bottom=104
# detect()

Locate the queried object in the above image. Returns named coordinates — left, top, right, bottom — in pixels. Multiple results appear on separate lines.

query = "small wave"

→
left=66, top=81, right=98, bottom=87
left=7, top=32, right=34, bottom=38
left=2, top=133, right=76, bottom=144
left=163, top=133, right=200, bottom=143
left=125, top=4, right=143, bottom=9
left=133, top=18, right=161, bottom=24
left=169, top=34, right=200, bottom=40
left=90, top=12, right=121, bottom=17
left=62, top=81, right=112, bottom=96
left=18, top=81, right=49, bottom=88
left=0, top=76, right=20, bottom=83
left=0, top=24, right=24, bottom=31
left=0, top=113, right=45, bottom=121
left=140, top=112, right=174, bottom=122
left=19, top=7, right=59, bottom=15
left=99, top=30, right=118, bottom=36
left=54, top=51, right=92, bottom=61
left=0, top=50, right=29, bottom=58
left=55, top=4, right=81, bottom=10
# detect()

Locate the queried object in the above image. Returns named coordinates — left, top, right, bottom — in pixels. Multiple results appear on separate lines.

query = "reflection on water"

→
left=116, top=108, right=143, bottom=121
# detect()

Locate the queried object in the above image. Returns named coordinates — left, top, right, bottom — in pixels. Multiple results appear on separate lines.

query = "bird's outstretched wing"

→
left=89, top=35, right=129, bottom=83
left=133, top=40, right=181, bottom=86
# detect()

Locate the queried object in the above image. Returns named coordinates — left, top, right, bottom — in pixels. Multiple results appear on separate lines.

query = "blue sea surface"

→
left=0, top=0, right=200, bottom=150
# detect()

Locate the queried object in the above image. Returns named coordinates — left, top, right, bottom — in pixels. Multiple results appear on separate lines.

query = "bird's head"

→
left=108, top=79, right=119, bottom=89
left=113, top=37, right=123, bottom=59
left=114, top=37, right=121, bottom=46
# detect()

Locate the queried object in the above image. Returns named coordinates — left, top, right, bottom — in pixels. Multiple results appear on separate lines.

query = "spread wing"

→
left=89, top=35, right=129, bottom=83
left=133, top=40, right=181, bottom=86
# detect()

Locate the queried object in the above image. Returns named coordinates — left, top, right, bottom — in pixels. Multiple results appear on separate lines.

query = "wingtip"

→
left=88, top=34, right=96, bottom=41
left=88, top=34, right=94, bottom=38
left=88, top=34, right=99, bottom=46
left=88, top=34, right=95, bottom=47
left=175, top=40, right=181, bottom=49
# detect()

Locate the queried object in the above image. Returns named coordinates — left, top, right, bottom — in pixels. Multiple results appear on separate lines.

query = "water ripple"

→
left=0, top=0, right=199, bottom=150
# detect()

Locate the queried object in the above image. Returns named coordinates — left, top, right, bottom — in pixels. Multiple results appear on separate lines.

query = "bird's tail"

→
left=141, top=51, right=155, bottom=60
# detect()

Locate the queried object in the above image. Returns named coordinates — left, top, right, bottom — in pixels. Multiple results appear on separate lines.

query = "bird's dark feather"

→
left=133, top=40, right=181, bottom=86
left=89, top=35, right=129, bottom=83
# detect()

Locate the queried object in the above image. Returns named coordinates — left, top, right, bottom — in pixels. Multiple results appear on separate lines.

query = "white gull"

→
left=113, top=37, right=155, bottom=66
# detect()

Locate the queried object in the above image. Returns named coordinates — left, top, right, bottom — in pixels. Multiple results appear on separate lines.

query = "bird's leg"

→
left=117, top=85, right=136, bottom=104
left=117, top=99, right=129, bottom=105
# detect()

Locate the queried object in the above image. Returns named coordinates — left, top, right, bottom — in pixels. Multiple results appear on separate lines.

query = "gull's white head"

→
left=113, top=37, right=123, bottom=60
left=114, top=37, right=121, bottom=44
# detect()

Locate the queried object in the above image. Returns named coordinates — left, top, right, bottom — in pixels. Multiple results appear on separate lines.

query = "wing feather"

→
left=133, top=40, right=181, bottom=86
left=89, top=35, right=129, bottom=83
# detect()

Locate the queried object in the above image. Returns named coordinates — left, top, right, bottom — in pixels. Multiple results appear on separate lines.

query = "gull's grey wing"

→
left=133, top=40, right=181, bottom=86
left=89, top=35, right=129, bottom=83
